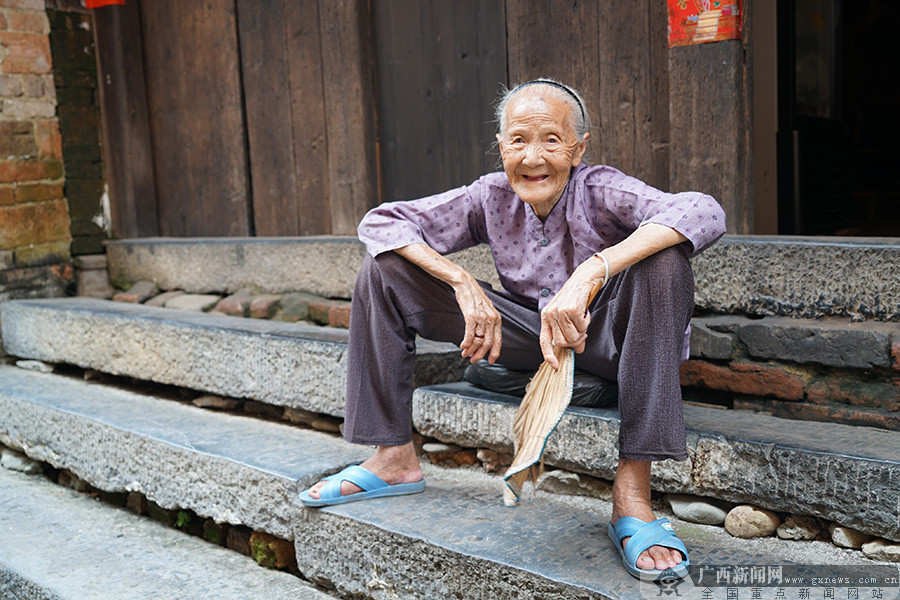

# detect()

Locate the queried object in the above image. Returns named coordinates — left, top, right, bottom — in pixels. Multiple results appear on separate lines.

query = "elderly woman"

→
left=301, top=79, right=725, bottom=580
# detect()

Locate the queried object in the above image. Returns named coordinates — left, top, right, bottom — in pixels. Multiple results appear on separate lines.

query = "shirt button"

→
left=539, top=237, right=549, bottom=247
left=540, top=288, right=550, bottom=297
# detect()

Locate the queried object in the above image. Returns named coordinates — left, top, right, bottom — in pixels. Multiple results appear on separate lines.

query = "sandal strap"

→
left=624, top=518, right=687, bottom=567
left=318, top=465, right=388, bottom=502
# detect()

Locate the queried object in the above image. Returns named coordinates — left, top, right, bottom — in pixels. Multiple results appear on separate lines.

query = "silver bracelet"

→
left=592, top=252, right=610, bottom=287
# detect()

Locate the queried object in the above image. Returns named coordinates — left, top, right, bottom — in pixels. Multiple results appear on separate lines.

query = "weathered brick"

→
left=249, top=294, right=281, bottom=319
left=20, top=73, right=50, bottom=97
left=806, top=377, right=900, bottom=412
left=0, top=120, right=37, bottom=156
left=0, top=1, right=46, bottom=10
left=5, top=9, right=48, bottom=33
left=0, top=12, right=7, bottom=30
left=249, top=531, right=296, bottom=570
left=0, top=200, right=70, bottom=249
left=0, top=157, right=63, bottom=182
left=680, top=360, right=805, bottom=401
left=53, top=68, right=96, bottom=89
left=14, top=240, right=70, bottom=268
left=68, top=218, right=103, bottom=237
left=308, top=298, right=337, bottom=325
left=892, top=342, right=900, bottom=373
left=0, top=32, right=52, bottom=74
left=212, top=289, right=253, bottom=317
left=734, top=397, right=900, bottom=431
left=70, top=234, right=105, bottom=256
left=2, top=96, right=56, bottom=119
left=0, top=74, right=24, bottom=96
left=276, top=292, right=317, bottom=322
left=328, top=303, right=351, bottom=328
left=113, top=280, right=159, bottom=304
left=33, top=118, right=62, bottom=159
left=690, top=320, right=735, bottom=360
left=14, top=183, right=62, bottom=204
left=0, top=186, right=15, bottom=206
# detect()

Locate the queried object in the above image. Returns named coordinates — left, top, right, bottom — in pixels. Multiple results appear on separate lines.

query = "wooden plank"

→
left=318, top=0, right=380, bottom=235
left=669, top=41, right=749, bottom=233
left=236, top=0, right=298, bottom=236
left=91, top=1, right=158, bottom=238
left=284, top=0, right=331, bottom=234
left=505, top=0, right=601, bottom=152
left=139, top=0, right=251, bottom=236
left=748, top=0, right=779, bottom=234
left=372, top=0, right=506, bottom=201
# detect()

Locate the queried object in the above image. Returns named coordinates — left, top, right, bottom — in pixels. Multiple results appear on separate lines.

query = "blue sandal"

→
left=299, top=465, right=425, bottom=507
left=608, top=516, right=690, bottom=581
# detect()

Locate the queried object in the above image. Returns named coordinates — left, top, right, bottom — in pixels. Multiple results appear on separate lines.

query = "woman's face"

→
left=497, top=91, right=588, bottom=219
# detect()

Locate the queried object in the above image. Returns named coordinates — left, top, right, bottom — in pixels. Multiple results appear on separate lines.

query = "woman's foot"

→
left=611, top=458, right=684, bottom=571
left=304, top=441, right=423, bottom=501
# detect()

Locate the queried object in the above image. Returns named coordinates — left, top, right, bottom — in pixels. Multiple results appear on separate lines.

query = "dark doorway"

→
left=777, top=0, right=900, bottom=236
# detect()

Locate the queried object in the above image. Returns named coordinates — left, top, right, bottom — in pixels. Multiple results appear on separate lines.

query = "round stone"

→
left=666, top=494, right=728, bottom=525
left=829, top=524, right=872, bottom=549
left=724, top=505, right=780, bottom=538
left=776, top=515, right=822, bottom=540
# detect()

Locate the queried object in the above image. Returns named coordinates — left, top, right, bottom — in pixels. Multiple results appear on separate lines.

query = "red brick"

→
left=0, top=186, right=14, bottom=206
left=14, top=183, right=62, bottom=203
left=805, top=377, right=900, bottom=412
left=33, top=118, right=62, bottom=159
left=249, top=294, right=281, bottom=319
left=5, top=9, right=47, bottom=33
left=892, top=342, right=900, bottom=373
left=328, top=303, right=352, bottom=328
left=0, top=32, right=52, bottom=74
left=0, top=74, right=23, bottom=96
left=734, top=398, right=900, bottom=431
left=680, top=360, right=805, bottom=400
left=0, top=12, right=8, bottom=30
left=0, top=120, right=37, bottom=156
left=0, top=200, right=70, bottom=248
left=0, top=157, right=63, bottom=182
left=308, top=299, right=337, bottom=325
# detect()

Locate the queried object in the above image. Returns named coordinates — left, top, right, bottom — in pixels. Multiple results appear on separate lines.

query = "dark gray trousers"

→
left=343, top=245, right=694, bottom=462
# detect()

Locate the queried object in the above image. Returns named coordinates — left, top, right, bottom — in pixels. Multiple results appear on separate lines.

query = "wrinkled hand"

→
left=454, top=275, right=502, bottom=364
left=539, top=276, right=595, bottom=369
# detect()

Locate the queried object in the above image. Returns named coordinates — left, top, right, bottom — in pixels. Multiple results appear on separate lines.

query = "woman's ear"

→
left=571, top=132, right=589, bottom=167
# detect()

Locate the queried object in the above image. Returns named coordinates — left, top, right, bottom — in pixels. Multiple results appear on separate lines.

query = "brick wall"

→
left=0, top=0, right=73, bottom=308
left=46, top=1, right=106, bottom=255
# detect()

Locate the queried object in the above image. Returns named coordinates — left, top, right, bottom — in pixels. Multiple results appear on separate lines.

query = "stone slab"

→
left=106, top=235, right=900, bottom=321
left=0, top=365, right=369, bottom=540
left=413, top=383, right=900, bottom=541
left=105, top=236, right=501, bottom=298
left=1, top=297, right=467, bottom=417
left=736, top=316, right=897, bottom=369
left=0, top=467, right=327, bottom=600
left=0, top=369, right=883, bottom=600
left=692, top=235, right=900, bottom=321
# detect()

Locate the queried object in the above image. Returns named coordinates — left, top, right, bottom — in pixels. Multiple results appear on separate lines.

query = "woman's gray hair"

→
left=494, top=78, right=592, bottom=140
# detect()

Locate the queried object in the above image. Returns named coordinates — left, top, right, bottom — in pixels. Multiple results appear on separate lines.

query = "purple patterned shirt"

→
left=358, top=163, right=726, bottom=312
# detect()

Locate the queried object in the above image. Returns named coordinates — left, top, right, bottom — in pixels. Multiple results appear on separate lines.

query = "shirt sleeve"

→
left=357, top=177, right=490, bottom=257
left=588, top=167, right=726, bottom=256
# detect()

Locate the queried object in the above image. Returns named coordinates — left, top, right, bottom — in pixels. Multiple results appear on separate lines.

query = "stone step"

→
left=1, top=366, right=880, bottom=600
left=105, top=235, right=900, bottom=321
left=412, top=382, right=900, bottom=543
left=0, top=297, right=465, bottom=417
left=0, top=467, right=330, bottom=600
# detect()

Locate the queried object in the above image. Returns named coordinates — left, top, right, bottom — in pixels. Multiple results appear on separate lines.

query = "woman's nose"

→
left=522, top=143, right=544, bottom=165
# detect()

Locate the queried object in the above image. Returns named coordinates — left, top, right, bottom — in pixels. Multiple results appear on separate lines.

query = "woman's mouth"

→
left=522, top=174, right=549, bottom=183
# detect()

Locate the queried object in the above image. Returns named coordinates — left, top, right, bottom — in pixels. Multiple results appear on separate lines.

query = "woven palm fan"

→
left=502, top=257, right=608, bottom=507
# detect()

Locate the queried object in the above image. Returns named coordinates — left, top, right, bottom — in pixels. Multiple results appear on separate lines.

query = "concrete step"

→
left=0, top=297, right=466, bottom=417
left=1, top=366, right=883, bottom=600
left=412, top=382, right=900, bottom=543
left=0, top=467, right=330, bottom=600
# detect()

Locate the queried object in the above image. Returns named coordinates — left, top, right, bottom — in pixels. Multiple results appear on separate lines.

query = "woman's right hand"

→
left=454, top=274, right=502, bottom=364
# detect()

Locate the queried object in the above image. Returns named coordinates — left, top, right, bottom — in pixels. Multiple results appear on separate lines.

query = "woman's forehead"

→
left=504, top=93, right=573, bottom=132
